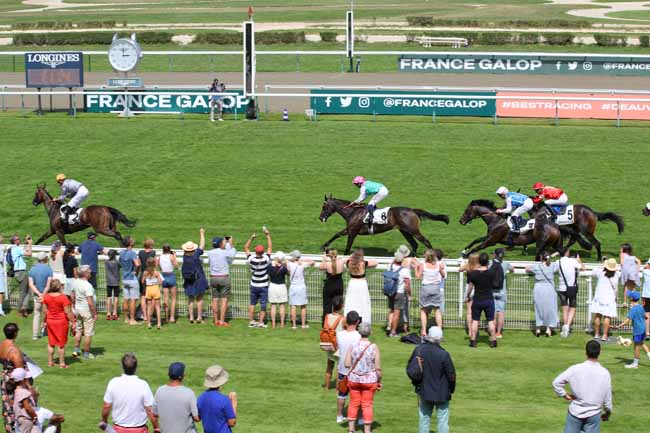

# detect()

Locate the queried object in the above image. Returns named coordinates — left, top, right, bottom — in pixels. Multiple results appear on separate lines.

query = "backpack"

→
left=181, top=255, right=199, bottom=282
left=490, top=260, right=504, bottom=291
left=5, top=247, right=15, bottom=278
left=382, top=265, right=403, bottom=297
left=406, top=345, right=424, bottom=385
left=319, top=314, right=343, bottom=352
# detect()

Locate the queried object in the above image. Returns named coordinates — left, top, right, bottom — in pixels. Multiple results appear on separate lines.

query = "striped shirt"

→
left=247, top=253, right=271, bottom=288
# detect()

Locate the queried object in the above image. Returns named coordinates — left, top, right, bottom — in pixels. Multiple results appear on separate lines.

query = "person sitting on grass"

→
left=244, top=228, right=272, bottom=328
left=142, top=257, right=163, bottom=330
left=613, top=291, right=650, bottom=369
left=197, top=365, right=237, bottom=433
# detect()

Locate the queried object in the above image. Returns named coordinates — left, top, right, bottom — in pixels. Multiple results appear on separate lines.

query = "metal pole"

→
left=37, top=88, right=43, bottom=115
left=432, top=110, right=436, bottom=123
left=616, top=100, right=621, bottom=128
left=88, top=55, right=92, bottom=72
left=296, top=54, right=300, bottom=72
left=264, top=84, right=269, bottom=114
left=49, top=87, right=53, bottom=112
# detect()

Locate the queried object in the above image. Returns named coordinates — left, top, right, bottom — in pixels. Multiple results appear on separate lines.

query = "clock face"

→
left=108, top=39, right=141, bottom=73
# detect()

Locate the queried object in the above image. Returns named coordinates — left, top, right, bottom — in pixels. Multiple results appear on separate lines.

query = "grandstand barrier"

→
left=1, top=244, right=633, bottom=332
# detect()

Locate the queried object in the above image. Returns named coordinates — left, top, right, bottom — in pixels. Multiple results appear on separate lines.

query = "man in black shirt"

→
left=464, top=253, right=497, bottom=348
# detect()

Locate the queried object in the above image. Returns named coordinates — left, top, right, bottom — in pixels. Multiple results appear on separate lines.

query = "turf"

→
left=12, top=314, right=647, bottom=433
left=0, top=113, right=648, bottom=262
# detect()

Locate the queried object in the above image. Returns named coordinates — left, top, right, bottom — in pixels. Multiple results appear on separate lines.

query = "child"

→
left=141, top=257, right=163, bottom=329
left=12, top=368, right=37, bottom=433
left=321, top=296, right=345, bottom=390
left=104, top=249, right=121, bottom=321
left=287, top=250, right=315, bottom=329
left=641, top=259, right=650, bottom=340
left=620, top=243, right=641, bottom=306
left=614, top=291, right=650, bottom=369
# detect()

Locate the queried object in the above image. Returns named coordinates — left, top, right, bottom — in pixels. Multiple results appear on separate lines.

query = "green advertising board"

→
left=85, top=89, right=248, bottom=113
left=310, top=89, right=496, bottom=117
left=398, top=54, right=650, bottom=75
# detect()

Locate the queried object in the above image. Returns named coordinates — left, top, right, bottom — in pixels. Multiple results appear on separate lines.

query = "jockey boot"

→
left=366, top=204, right=376, bottom=234
left=509, top=216, right=520, bottom=233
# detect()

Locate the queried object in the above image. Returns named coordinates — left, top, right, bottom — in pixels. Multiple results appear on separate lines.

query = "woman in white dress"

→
left=287, top=250, right=315, bottom=329
left=591, top=258, right=620, bottom=341
left=344, top=249, right=378, bottom=325
left=49, top=241, right=66, bottom=291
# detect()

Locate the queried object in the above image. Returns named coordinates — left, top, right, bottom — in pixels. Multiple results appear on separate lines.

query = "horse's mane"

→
left=469, top=199, right=497, bottom=210
left=325, top=195, right=351, bottom=204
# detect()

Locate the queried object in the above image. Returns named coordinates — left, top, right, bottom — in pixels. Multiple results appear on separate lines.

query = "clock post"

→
left=107, top=33, right=143, bottom=117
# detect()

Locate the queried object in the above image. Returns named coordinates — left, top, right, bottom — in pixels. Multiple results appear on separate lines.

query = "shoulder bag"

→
left=337, top=342, right=372, bottom=394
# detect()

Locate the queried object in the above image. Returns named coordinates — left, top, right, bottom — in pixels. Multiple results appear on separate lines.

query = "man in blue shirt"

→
left=197, top=365, right=237, bottom=433
left=28, top=252, right=52, bottom=340
left=9, top=234, right=33, bottom=317
left=615, top=291, right=650, bottom=369
left=119, top=237, right=141, bottom=325
left=79, top=232, right=105, bottom=289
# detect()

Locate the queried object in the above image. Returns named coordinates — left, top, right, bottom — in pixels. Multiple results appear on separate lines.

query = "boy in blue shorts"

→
left=615, top=291, right=650, bottom=369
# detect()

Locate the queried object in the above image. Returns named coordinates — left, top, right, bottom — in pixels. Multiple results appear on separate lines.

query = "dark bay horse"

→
left=32, top=184, right=136, bottom=246
left=459, top=199, right=563, bottom=259
left=530, top=202, right=623, bottom=260
left=319, top=195, right=449, bottom=255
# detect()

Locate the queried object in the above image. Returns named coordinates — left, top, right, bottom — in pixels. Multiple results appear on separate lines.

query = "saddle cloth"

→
left=363, top=207, right=390, bottom=224
left=60, top=206, right=83, bottom=225
left=507, top=218, right=535, bottom=234
left=554, top=205, right=574, bottom=226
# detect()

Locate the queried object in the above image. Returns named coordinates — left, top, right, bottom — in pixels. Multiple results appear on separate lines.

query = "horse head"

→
left=320, top=194, right=337, bottom=222
left=459, top=199, right=496, bottom=225
left=33, top=183, right=48, bottom=206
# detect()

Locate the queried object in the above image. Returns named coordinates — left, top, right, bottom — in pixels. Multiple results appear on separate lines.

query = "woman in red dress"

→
left=42, top=280, right=75, bottom=368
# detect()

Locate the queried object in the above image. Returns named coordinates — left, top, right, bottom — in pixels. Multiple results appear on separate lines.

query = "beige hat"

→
left=604, top=258, right=618, bottom=272
left=182, top=241, right=198, bottom=252
left=36, top=252, right=48, bottom=261
left=204, top=364, right=229, bottom=388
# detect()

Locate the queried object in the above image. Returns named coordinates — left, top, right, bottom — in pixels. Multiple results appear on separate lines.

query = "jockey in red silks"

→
left=532, top=182, right=568, bottom=216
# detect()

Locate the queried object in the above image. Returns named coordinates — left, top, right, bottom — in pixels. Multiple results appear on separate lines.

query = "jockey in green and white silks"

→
left=495, top=186, right=533, bottom=233
left=352, top=176, right=389, bottom=233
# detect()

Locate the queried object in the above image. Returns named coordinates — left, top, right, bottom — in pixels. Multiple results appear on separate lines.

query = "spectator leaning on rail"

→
left=526, top=253, right=559, bottom=338
left=72, top=265, right=97, bottom=360
left=464, top=253, right=498, bottom=348
left=28, top=252, right=53, bottom=341
left=207, top=236, right=237, bottom=327
left=552, top=340, right=612, bottom=433
left=101, top=352, right=159, bottom=433
left=10, top=234, right=33, bottom=318
left=553, top=249, right=585, bottom=338
left=244, top=228, right=272, bottom=328
left=154, top=362, right=199, bottom=433
left=79, top=231, right=105, bottom=289
left=120, top=237, right=141, bottom=326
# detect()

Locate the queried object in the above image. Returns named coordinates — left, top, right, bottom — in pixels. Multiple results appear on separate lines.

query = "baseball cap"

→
left=627, top=291, right=641, bottom=302
left=168, top=362, right=185, bottom=380
left=212, top=237, right=223, bottom=248
left=87, top=232, right=97, bottom=239
left=254, top=245, right=265, bottom=254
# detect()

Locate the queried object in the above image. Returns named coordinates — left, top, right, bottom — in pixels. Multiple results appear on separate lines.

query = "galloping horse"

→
left=32, top=184, right=136, bottom=246
left=319, top=195, right=449, bottom=255
left=530, top=202, right=623, bottom=261
left=459, top=199, right=563, bottom=259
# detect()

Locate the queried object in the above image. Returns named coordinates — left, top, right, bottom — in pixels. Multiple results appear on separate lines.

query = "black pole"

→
left=37, top=88, right=42, bottom=115
left=68, top=87, right=73, bottom=116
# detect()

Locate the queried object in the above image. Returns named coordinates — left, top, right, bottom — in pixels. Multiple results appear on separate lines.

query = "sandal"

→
left=47, top=362, right=55, bottom=367
left=59, top=364, right=69, bottom=369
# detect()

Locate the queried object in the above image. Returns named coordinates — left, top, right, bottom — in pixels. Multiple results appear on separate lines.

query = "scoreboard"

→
left=25, top=52, right=84, bottom=88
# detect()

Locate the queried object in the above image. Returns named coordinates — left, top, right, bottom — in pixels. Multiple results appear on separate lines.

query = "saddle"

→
left=60, top=206, right=83, bottom=225
left=507, top=217, right=535, bottom=234
left=362, top=207, right=390, bottom=224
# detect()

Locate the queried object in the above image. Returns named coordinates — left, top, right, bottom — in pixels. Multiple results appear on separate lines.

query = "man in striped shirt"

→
left=244, top=228, right=273, bottom=328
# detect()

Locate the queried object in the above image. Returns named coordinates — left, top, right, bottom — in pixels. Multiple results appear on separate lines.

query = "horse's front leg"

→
left=321, top=228, right=348, bottom=250
left=464, top=238, right=498, bottom=257
left=463, top=236, right=487, bottom=252
left=35, top=228, right=55, bottom=245
left=344, top=233, right=358, bottom=255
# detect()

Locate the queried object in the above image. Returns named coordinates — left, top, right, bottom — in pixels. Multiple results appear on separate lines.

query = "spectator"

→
left=267, top=251, right=288, bottom=329
left=335, top=311, right=361, bottom=424
left=396, top=245, right=415, bottom=333
left=464, top=253, right=497, bottom=348
left=105, top=249, right=121, bottom=321
left=197, top=365, right=237, bottom=433
left=344, top=250, right=378, bottom=325
left=79, top=232, right=105, bottom=289
left=208, top=78, right=226, bottom=122
left=591, top=258, right=620, bottom=342
left=72, top=265, right=97, bottom=360
left=12, top=368, right=37, bottom=433
left=138, top=239, right=156, bottom=324
left=0, top=234, right=5, bottom=316
left=101, top=353, right=159, bottom=433
left=526, top=253, right=559, bottom=338
left=620, top=243, right=641, bottom=306
left=142, top=257, right=163, bottom=330
left=207, top=237, right=236, bottom=327
left=408, top=326, right=455, bottom=433
left=159, top=244, right=179, bottom=324
left=0, top=323, right=25, bottom=433
left=322, top=296, right=345, bottom=390
left=386, top=253, right=411, bottom=337
left=613, top=291, right=650, bottom=368
left=244, top=229, right=272, bottom=328
left=10, top=234, right=33, bottom=318
left=287, top=250, right=315, bottom=330
left=119, top=237, right=141, bottom=326
left=154, top=362, right=199, bottom=433
left=62, top=244, right=78, bottom=299
left=49, top=241, right=65, bottom=292
left=415, top=249, right=445, bottom=336
left=433, top=249, right=446, bottom=315
left=182, top=228, right=208, bottom=324
left=344, top=322, right=381, bottom=433
left=42, top=280, right=74, bottom=368
left=320, top=249, right=345, bottom=321
left=490, top=248, right=513, bottom=339
left=28, top=252, right=53, bottom=341
left=642, top=259, right=650, bottom=340
left=553, top=250, right=585, bottom=338
left=552, top=340, right=612, bottom=433
left=459, top=254, right=480, bottom=335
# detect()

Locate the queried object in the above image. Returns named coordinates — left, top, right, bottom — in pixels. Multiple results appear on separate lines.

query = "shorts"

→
left=388, top=293, right=406, bottom=311
left=268, top=282, right=288, bottom=304
left=633, top=334, right=645, bottom=344
left=75, top=311, right=95, bottom=336
left=122, top=279, right=139, bottom=300
left=471, top=299, right=495, bottom=322
left=557, top=289, right=578, bottom=308
left=250, top=286, right=268, bottom=311
left=210, top=276, right=231, bottom=298
left=162, top=272, right=177, bottom=288
left=65, top=278, right=75, bottom=296
left=337, top=373, right=349, bottom=398
left=145, top=284, right=161, bottom=300
left=493, top=291, right=507, bottom=313
left=107, top=286, right=120, bottom=298
left=643, top=298, right=650, bottom=313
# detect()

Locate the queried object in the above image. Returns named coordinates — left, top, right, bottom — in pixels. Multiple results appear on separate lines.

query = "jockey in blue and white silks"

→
left=56, top=173, right=89, bottom=221
left=495, top=186, right=533, bottom=232
left=352, top=176, right=389, bottom=233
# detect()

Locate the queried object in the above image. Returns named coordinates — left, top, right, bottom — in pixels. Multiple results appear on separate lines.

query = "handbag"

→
left=337, top=343, right=372, bottom=394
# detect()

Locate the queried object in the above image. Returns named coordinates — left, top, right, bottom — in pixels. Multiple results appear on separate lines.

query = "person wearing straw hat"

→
left=182, top=228, right=208, bottom=324
left=590, top=258, right=620, bottom=342
left=287, top=250, right=315, bottom=330
left=197, top=365, right=237, bottom=433
left=28, top=252, right=53, bottom=341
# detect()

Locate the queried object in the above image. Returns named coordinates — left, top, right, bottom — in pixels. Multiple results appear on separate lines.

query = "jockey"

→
left=532, top=182, right=568, bottom=215
left=56, top=173, right=89, bottom=221
left=495, top=186, right=533, bottom=232
left=352, top=176, right=389, bottom=233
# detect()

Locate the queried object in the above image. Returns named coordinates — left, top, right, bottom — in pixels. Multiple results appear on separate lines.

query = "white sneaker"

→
left=646, top=352, right=650, bottom=360
left=0, top=310, right=5, bottom=317
left=248, top=321, right=257, bottom=328
left=336, top=416, right=346, bottom=424
left=560, top=325, right=569, bottom=338
left=210, top=118, right=215, bottom=122
left=256, top=322, right=268, bottom=328
left=218, top=118, right=224, bottom=122
left=625, top=362, right=639, bottom=369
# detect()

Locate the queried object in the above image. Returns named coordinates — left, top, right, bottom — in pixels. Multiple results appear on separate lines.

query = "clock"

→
left=108, top=34, right=142, bottom=73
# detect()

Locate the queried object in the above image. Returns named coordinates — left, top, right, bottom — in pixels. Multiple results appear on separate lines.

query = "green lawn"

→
left=9, top=314, right=647, bottom=433
left=0, top=113, right=648, bottom=262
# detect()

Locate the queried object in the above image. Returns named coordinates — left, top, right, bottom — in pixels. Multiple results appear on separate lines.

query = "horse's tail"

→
left=594, top=211, right=624, bottom=234
left=109, top=207, right=137, bottom=228
left=414, top=209, right=449, bottom=225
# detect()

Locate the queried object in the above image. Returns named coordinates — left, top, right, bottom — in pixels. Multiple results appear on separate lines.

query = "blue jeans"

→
left=564, top=412, right=601, bottom=433
left=418, top=400, right=449, bottom=433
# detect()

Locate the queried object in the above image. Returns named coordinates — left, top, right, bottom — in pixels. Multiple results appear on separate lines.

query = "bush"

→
left=256, top=31, right=305, bottom=44
left=12, top=20, right=117, bottom=30
left=319, top=31, right=337, bottom=43
left=475, top=32, right=515, bottom=45
left=544, top=33, right=574, bottom=45
left=137, top=32, right=173, bottom=44
left=407, top=17, right=591, bottom=28
left=194, top=32, right=241, bottom=45
left=517, top=33, right=541, bottom=45
left=406, top=16, right=434, bottom=27
left=13, top=31, right=171, bottom=46
left=640, top=35, right=650, bottom=47
left=594, top=34, right=627, bottom=47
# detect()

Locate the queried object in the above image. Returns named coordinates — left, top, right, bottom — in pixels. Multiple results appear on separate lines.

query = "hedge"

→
left=594, top=34, right=627, bottom=47
left=256, top=31, right=305, bottom=44
left=13, top=31, right=173, bottom=46
left=640, top=35, right=650, bottom=47
left=319, top=31, right=338, bottom=43
left=418, top=31, right=596, bottom=46
left=406, top=16, right=592, bottom=29
left=193, top=32, right=241, bottom=45
left=12, top=20, right=120, bottom=30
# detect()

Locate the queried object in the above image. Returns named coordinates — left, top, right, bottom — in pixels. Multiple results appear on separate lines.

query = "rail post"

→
left=88, top=54, right=92, bottom=72
left=264, top=84, right=269, bottom=114
left=616, top=100, right=621, bottom=128
left=12, top=55, right=16, bottom=73
left=458, top=271, right=465, bottom=320
left=1, top=85, right=5, bottom=112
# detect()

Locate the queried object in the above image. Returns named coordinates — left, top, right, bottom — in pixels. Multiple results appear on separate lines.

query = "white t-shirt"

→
left=336, top=330, right=361, bottom=375
left=591, top=268, right=620, bottom=305
left=642, top=268, right=650, bottom=298
left=73, top=279, right=95, bottom=314
left=388, top=263, right=411, bottom=294
left=553, top=257, right=582, bottom=291
left=287, top=261, right=306, bottom=286
left=103, top=374, right=154, bottom=427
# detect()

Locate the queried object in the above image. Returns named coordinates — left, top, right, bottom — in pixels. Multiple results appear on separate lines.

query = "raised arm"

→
left=265, top=230, right=272, bottom=254
left=199, top=227, right=205, bottom=251
left=24, top=236, right=33, bottom=256
left=244, top=233, right=256, bottom=255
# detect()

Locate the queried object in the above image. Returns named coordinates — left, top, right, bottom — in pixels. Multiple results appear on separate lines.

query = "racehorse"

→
left=642, top=204, right=650, bottom=217
left=32, top=184, right=136, bottom=246
left=319, top=195, right=449, bottom=255
left=458, top=199, right=563, bottom=259
left=530, top=202, right=623, bottom=261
